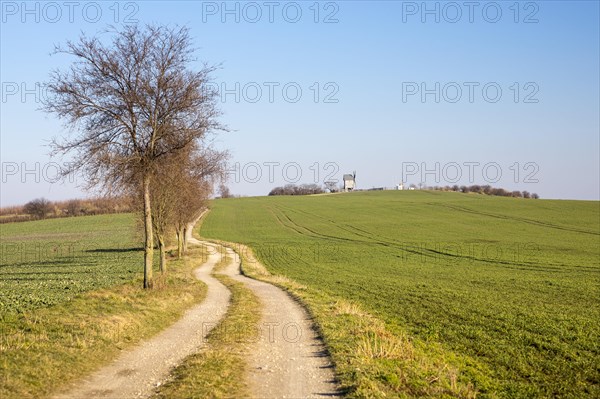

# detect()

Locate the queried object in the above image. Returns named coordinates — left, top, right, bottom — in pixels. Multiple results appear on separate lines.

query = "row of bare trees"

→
left=268, top=183, right=324, bottom=196
left=43, top=24, right=227, bottom=288
left=0, top=197, right=133, bottom=223
left=146, top=143, right=227, bottom=273
left=426, top=185, right=540, bottom=198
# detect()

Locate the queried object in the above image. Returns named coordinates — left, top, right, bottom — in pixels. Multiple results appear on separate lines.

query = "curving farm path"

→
left=54, top=216, right=338, bottom=398
left=194, top=239, right=340, bottom=398
left=53, top=242, right=230, bottom=399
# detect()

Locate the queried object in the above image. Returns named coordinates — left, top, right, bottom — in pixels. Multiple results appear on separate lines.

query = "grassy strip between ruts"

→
left=1, top=247, right=208, bottom=399
left=207, top=239, right=478, bottom=398
left=152, top=251, right=262, bottom=399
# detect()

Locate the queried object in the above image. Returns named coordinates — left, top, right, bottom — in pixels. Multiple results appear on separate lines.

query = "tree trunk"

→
left=143, top=174, right=154, bottom=289
left=183, top=226, right=188, bottom=255
left=176, top=229, right=183, bottom=259
left=158, top=234, right=166, bottom=273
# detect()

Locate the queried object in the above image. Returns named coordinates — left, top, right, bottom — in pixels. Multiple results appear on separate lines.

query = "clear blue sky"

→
left=1, top=1, right=599, bottom=205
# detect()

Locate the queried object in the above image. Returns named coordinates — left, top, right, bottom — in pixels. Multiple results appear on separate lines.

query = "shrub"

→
left=23, top=198, right=53, bottom=219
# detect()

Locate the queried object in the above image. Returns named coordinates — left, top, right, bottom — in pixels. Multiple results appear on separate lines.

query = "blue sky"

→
left=1, top=1, right=599, bottom=205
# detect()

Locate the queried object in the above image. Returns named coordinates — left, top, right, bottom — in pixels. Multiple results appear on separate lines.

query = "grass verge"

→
left=152, top=251, right=262, bottom=399
left=0, top=247, right=208, bottom=399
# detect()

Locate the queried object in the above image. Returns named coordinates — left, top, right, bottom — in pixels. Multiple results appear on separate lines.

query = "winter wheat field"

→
left=200, top=191, right=600, bottom=397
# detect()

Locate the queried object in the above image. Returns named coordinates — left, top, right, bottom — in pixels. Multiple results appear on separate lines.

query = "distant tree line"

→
left=269, top=184, right=325, bottom=196
left=0, top=197, right=134, bottom=224
left=427, top=184, right=539, bottom=199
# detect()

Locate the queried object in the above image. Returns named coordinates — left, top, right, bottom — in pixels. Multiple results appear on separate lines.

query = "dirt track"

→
left=204, top=242, right=340, bottom=398
left=53, top=244, right=230, bottom=399
left=54, top=223, right=338, bottom=398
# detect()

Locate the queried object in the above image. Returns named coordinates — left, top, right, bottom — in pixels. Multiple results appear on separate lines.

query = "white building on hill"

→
left=343, top=172, right=356, bottom=192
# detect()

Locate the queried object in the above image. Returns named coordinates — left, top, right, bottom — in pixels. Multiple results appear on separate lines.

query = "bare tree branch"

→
left=43, top=24, right=226, bottom=288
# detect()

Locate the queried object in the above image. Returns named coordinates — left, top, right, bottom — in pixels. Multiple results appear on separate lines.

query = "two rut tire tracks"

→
left=54, top=233, right=339, bottom=398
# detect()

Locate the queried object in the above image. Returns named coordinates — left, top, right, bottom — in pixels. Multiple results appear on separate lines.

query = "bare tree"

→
left=324, top=180, right=338, bottom=193
left=218, top=184, right=232, bottom=198
left=24, top=198, right=53, bottom=219
left=183, top=145, right=228, bottom=254
left=43, top=25, right=223, bottom=288
left=147, top=156, right=180, bottom=273
left=147, top=143, right=227, bottom=269
left=175, top=180, right=207, bottom=257
left=65, top=199, right=83, bottom=216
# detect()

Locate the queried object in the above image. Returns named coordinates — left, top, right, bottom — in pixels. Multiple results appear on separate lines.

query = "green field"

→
left=201, top=191, right=600, bottom=397
left=0, top=213, right=209, bottom=398
left=0, top=213, right=144, bottom=313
